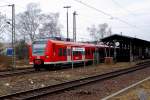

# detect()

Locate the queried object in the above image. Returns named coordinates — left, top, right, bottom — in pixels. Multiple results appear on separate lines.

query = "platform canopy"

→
left=101, top=34, right=150, bottom=46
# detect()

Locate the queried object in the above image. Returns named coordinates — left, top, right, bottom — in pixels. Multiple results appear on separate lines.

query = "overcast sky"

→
left=0, top=0, right=150, bottom=41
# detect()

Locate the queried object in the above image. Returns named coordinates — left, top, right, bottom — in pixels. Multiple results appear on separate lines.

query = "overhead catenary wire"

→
left=0, top=2, right=145, bottom=36
left=73, top=0, right=137, bottom=28
left=111, top=0, right=136, bottom=16
left=0, top=2, right=136, bottom=29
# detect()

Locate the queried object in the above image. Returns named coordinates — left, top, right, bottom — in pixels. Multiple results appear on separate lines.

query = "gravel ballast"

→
left=35, top=66, right=150, bottom=100
left=0, top=62, right=135, bottom=96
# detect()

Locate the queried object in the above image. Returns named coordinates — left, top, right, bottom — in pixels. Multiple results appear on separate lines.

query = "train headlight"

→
left=45, top=55, right=49, bottom=58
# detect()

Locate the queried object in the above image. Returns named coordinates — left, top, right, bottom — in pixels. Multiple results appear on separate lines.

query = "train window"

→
left=91, top=49, right=94, bottom=54
left=58, top=48, right=63, bottom=56
left=73, top=51, right=82, bottom=55
left=73, top=51, right=76, bottom=56
left=85, top=49, right=88, bottom=55
left=78, top=51, right=80, bottom=55
left=88, top=49, right=90, bottom=55
left=93, top=49, right=95, bottom=53
left=63, top=48, right=67, bottom=56
left=91, top=49, right=93, bottom=54
left=90, top=49, right=91, bottom=55
left=81, top=51, right=85, bottom=55
left=79, top=51, right=81, bottom=55
left=73, top=51, right=78, bottom=56
left=33, top=40, right=47, bottom=44
left=32, top=42, right=46, bottom=55
left=73, top=51, right=75, bottom=56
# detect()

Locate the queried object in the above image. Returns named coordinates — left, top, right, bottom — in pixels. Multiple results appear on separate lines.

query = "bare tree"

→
left=39, top=13, right=61, bottom=38
left=16, top=3, right=62, bottom=42
left=97, top=23, right=108, bottom=39
left=0, top=13, right=7, bottom=40
left=87, top=25, right=99, bottom=41
left=107, top=27, right=112, bottom=36
left=87, top=23, right=111, bottom=42
left=16, top=3, right=41, bottom=43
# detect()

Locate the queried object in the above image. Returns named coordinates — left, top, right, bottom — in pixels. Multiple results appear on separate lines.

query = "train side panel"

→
left=52, top=43, right=67, bottom=62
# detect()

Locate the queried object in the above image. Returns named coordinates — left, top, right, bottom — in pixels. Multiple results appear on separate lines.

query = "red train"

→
left=29, top=39, right=112, bottom=70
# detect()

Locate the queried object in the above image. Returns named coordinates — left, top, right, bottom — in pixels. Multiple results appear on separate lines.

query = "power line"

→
left=74, top=0, right=113, bottom=18
left=73, top=0, right=137, bottom=28
left=111, top=0, right=136, bottom=16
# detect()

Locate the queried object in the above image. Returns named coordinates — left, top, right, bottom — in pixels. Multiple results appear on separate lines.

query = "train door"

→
left=94, top=48, right=99, bottom=64
left=82, top=49, right=85, bottom=61
left=67, top=47, right=71, bottom=62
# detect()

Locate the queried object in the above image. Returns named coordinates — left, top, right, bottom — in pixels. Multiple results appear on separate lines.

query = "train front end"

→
left=29, top=40, right=50, bottom=70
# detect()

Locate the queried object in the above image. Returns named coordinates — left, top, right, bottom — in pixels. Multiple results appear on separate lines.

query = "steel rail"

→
left=0, top=60, right=149, bottom=78
left=0, top=62, right=149, bottom=100
left=0, top=62, right=89, bottom=78
left=0, top=68, right=36, bottom=78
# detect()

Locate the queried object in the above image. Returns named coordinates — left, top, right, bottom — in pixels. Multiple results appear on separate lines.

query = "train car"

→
left=29, top=39, right=96, bottom=70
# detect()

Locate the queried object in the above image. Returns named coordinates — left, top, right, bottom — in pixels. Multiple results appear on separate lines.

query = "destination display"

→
left=72, top=47, right=85, bottom=51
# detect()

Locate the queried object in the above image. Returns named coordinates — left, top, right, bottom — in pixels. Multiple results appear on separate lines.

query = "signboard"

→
left=6, top=48, right=13, bottom=56
left=72, top=47, right=85, bottom=51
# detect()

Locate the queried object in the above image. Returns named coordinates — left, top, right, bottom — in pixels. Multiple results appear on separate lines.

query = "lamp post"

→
left=8, top=4, right=16, bottom=69
left=73, top=11, right=77, bottom=42
left=64, top=6, right=71, bottom=40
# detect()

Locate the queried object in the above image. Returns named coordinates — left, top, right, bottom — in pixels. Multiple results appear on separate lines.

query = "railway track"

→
left=0, top=60, right=149, bottom=78
left=0, top=62, right=89, bottom=78
left=0, top=60, right=148, bottom=78
left=0, top=61, right=149, bottom=100
left=0, top=65, right=83, bottom=78
left=0, top=68, right=36, bottom=78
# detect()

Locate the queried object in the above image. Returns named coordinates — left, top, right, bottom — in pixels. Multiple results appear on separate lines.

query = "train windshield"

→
left=32, top=41, right=47, bottom=55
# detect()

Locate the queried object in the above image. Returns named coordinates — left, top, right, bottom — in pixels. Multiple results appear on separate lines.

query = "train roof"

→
left=49, top=39, right=96, bottom=47
left=34, top=39, right=113, bottom=48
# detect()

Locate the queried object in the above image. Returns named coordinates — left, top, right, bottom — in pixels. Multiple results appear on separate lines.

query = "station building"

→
left=101, top=34, right=150, bottom=62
